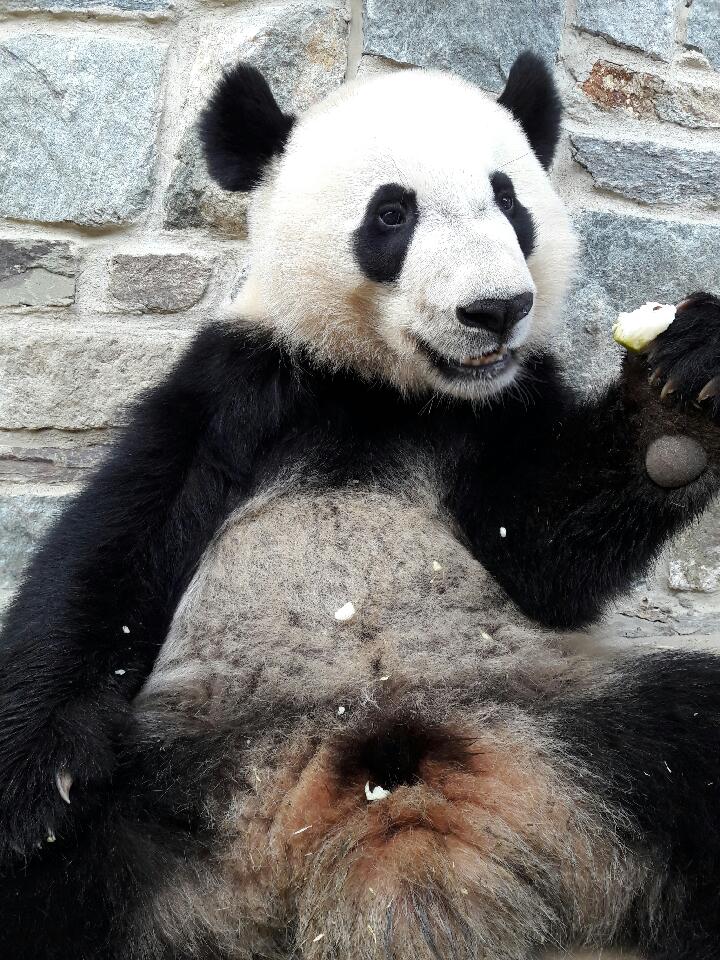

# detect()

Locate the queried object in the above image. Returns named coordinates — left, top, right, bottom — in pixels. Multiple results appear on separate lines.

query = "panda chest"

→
left=140, top=484, right=508, bottom=706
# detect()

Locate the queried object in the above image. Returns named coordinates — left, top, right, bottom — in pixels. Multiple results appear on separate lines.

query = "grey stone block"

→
left=164, top=0, right=348, bottom=230
left=687, top=0, right=720, bottom=70
left=0, top=238, right=76, bottom=308
left=570, top=134, right=720, bottom=208
left=362, top=0, right=564, bottom=91
left=1, top=0, right=171, bottom=12
left=0, top=35, right=167, bottom=226
left=668, top=502, right=720, bottom=593
left=0, top=493, right=68, bottom=602
left=0, top=444, right=107, bottom=484
left=559, top=209, right=720, bottom=395
left=574, top=0, right=676, bottom=61
left=0, top=327, right=189, bottom=430
left=108, top=253, right=212, bottom=312
left=656, top=78, right=720, bottom=129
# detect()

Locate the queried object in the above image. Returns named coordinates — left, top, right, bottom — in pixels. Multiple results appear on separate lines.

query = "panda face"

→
left=202, top=57, right=577, bottom=401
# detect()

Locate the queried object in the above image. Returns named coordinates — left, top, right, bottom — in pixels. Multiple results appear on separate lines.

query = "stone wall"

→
left=1, top=0, right=719, bottom=649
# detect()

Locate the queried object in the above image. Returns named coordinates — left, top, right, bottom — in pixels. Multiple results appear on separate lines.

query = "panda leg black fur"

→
left=556, top=650, right=720, bottom=959
left=0, top=322, right=302, bottom=861
left=451, top=292, right=720, bottom=630
left=0, top=718, right=248, bottom=960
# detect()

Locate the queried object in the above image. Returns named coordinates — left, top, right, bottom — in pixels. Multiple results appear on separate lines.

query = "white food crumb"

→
left=122, top=625, right=130, bottom=634
left=114, top=669, right=126, bottom=676
left=432, top=560, right=443, bottom=572
left=379, top=675, right=390, bottom=681
left=499, top=526, right=507, bottom=538
left=46, top=831, right=56, bottom=843
left=312, top=933, right=325, bottom=943
left=334, top=602, right=356, bottom=622
left=337, top=705, right=346, bottom=715
left=365, top=781, right=391, bottom=802
left=481, top=631, right=493, bottom=642
left=612, top=302, right=676, bottom=352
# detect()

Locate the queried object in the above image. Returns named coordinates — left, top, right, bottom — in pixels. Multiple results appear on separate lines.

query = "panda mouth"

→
left=417, top=341, right=514, bottom=381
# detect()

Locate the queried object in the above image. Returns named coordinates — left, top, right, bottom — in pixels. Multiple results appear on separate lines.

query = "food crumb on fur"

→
left=334, top=602, right=356, bottom=622
left=365, top=782, right=391, bottom=801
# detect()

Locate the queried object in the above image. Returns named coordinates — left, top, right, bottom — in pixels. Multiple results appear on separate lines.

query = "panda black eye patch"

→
left=353, top=183, right=418, bottom=283
left=490, top=171, right=536, bottom=259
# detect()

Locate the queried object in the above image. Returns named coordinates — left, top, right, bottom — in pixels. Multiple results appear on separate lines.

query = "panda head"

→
left=200, top=53, right=576, bottom=401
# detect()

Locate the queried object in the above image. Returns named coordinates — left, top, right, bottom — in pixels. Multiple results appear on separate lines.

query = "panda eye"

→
left=499, top=192, right=514, bottom=213
left=377, top=203, right=407, bottom=228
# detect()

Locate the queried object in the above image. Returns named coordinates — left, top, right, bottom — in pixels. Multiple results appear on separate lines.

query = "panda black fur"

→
left=2, top=52, right=720, bottom=960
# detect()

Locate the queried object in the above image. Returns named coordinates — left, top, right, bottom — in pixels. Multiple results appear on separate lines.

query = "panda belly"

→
left=131, top=485, right=635, bottom=958
left=138, top=482, right=544, bottom=712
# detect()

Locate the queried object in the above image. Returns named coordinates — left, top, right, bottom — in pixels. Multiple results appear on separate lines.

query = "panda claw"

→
left=660, top=380, right=677, bottom=401
left=649, top=366, right=664, bottom=387
left=697, top=376, right=720, bottom=404
left=55, top=769, right=73, bottom=805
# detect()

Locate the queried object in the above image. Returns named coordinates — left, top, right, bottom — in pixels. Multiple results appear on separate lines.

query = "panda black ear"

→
left=199, top=62, right=296, bottom=192
left=497, top=52, right=562, bottom=170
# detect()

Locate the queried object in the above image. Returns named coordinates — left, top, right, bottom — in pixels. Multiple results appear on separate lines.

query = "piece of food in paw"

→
left=613, top=302, right=676, bottom=352
left=645, top=435, right=708, bottom=488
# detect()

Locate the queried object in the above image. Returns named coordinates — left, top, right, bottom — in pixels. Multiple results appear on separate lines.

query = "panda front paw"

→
left=0, top=692, right=125, bottom=861
left=647, top=292, right=720, bottom=421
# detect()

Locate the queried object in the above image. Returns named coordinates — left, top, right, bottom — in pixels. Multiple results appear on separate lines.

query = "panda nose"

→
left=456, top=292, right=534, bottom=338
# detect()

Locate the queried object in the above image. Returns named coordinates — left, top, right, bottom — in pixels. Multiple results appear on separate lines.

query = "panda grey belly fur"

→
left=131, top=478, right=648, bottom=960
left=140, top=478, right=548, bottom=707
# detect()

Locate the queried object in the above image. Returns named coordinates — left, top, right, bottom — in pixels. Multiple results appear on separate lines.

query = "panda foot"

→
left=646, top=292, right=720, bottom=421
left=0, top=695, right=126, bottom=862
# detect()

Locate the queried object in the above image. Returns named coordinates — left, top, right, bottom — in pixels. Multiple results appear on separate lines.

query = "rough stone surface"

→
left=0, top=327, right=188, bottom=430
left=656, top=78, right=720, bottom=129
left=108, top=253, right=212, bottom=312
left=580, top=61, right=661, bottom=117
left=2, top=0, right=171, bottom=12
left=0, top=35, right=167, bottom=226
left=164, top=0, right=348, bottom=230
left=362, top=0, right=564, bottom=91
left=0, top=445, right=107, bottom=484
left=0, top=492, right=68, bottom=608
left=574, top=0, right=676, bottom=61
left=560, top=210, right=720, bottom=396
left=687, top=0, right=720, bottom=70
left=668, top=502, right=720, bottom=593
left=570, top=134, right=720, bottom=207
left=0, top=238, right=76, bottom=308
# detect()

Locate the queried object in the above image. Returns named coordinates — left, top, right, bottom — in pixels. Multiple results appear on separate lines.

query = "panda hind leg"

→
left=554, top=651, right=720, bottom=959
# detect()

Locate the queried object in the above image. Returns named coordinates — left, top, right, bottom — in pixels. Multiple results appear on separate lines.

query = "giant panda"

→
left=1, top=51, right=720, bottom=960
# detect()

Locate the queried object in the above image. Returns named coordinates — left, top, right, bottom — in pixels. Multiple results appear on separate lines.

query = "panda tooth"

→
left=461, top=351, right=502, bottom=367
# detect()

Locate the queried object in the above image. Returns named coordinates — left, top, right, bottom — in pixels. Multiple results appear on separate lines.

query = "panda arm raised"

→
left=0, top=322, right=300, bottom=857
left=451, top=293, right=720, bottom=629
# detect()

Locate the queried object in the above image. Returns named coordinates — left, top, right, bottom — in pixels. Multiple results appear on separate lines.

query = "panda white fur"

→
left=2, top=52, right=720, bottom=960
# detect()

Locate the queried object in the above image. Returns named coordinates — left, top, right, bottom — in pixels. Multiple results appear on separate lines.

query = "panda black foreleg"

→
left=0, top=716, right=246, bottom=960
left=0, top=323, right=301, bottom=861
left=557, top=650, right=720, bottom=959
left=452, top=292, right=720, bottom=629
